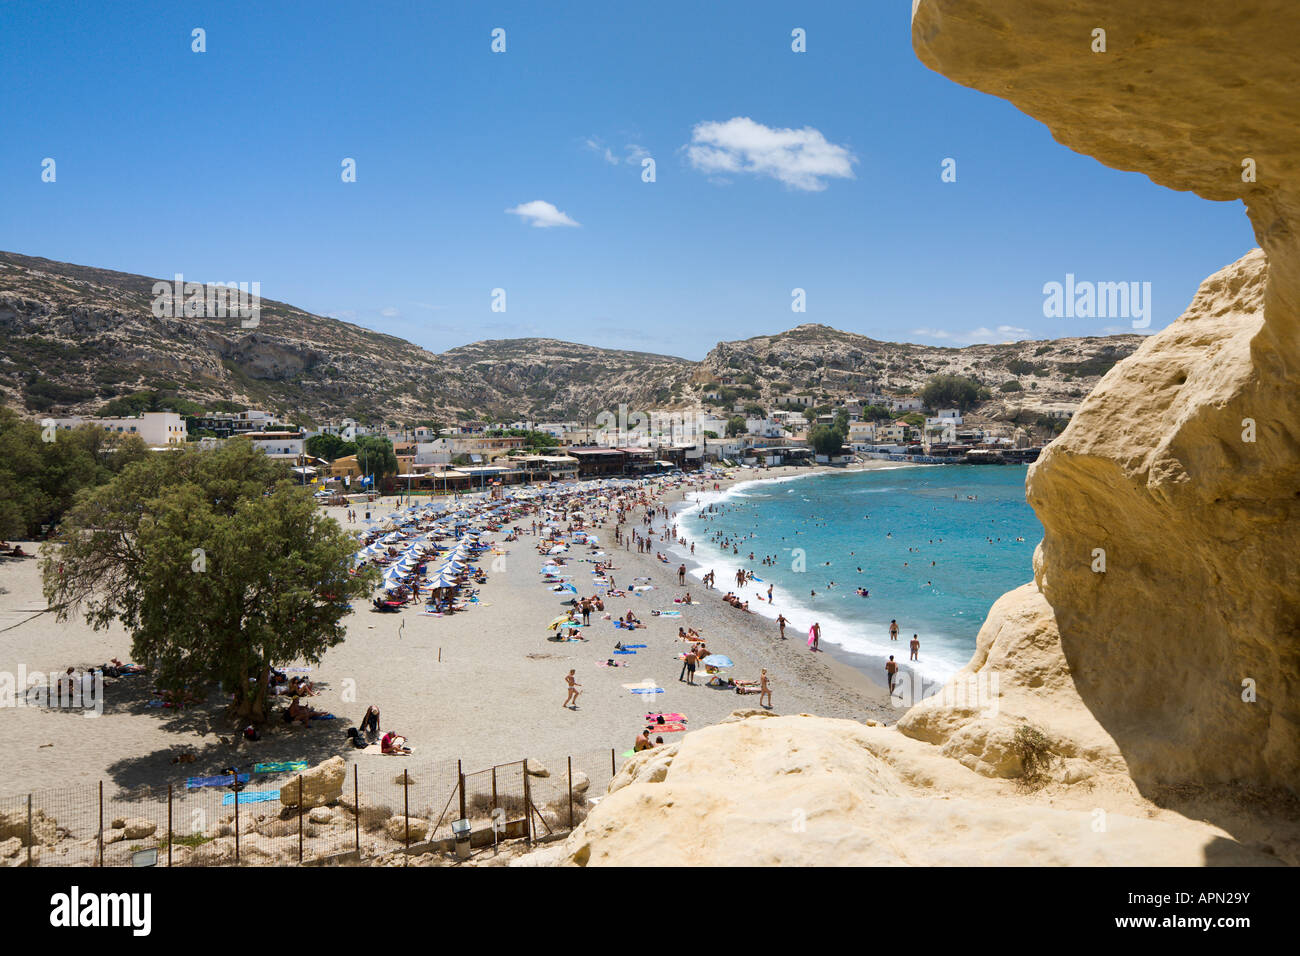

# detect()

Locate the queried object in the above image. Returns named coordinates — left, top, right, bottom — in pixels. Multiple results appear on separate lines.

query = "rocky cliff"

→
left=0, top=251, right=1135, bottom=426
left=537, top=0, right=1300, bottom=866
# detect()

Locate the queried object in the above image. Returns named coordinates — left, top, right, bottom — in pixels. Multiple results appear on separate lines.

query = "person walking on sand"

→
left=910, top=634, right=920, bottom=662
left=680, top=648, right=698, bottom=685
left=678, top=563, right=686, bottom=585
left=563, top=670, right=581, bottom=709
left=809, top=621, right=821, bottom=651
left=890, top=619, right=899, bottom=642
left=886, top=656, right=899, bottom=694
left=759, top=669, right=772, bottom=709
left=777, top=614, right=788, bottom=639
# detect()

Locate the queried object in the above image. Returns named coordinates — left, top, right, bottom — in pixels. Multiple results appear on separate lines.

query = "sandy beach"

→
left=0, top=463, right=903, bottom=806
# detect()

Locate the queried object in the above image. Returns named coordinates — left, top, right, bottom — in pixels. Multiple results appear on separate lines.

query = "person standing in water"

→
left=809, top=622, right=821, bottom=651
left=886, top=656, right=899, bottom=693
left=889, top=619, right=899, bottom=642
left=910, top=634, right=920, bottom=661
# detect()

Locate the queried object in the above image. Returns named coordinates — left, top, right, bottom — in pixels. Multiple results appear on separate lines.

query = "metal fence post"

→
left=26, top=794, right=32, bottom=868
left=491, top=767, right=498, bottom=816
left=523, top=767, right=532, bottom=847
left=97, top=781, right=103, bottom=866
left=611, top=748, right=616, bottom=776
left=167, top=784, right=173, bottom=867
left=402, top=769, right=410, bottom=860
left=234, top=783, right=240, bottom=865
left=353, top=765, right=360, bottom=858
left=457, top=760, right=466, bottom=823
left=567, top=756, right=574, bottom=829
left=297, top=775, right=304, bottom=864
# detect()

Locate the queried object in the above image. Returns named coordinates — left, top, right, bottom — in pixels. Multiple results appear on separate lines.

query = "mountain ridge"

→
left=0, top=250, right=1144, bottom=424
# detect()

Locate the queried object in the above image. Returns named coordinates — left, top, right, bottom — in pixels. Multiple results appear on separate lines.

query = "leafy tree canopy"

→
left=42, top=439, right=377, bottom=723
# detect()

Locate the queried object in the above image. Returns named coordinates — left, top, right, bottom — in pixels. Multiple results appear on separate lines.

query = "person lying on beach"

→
left=106, top=658, right=147, bottom=676
left=381, top=731, right=412, bottom=754
left=285, top=697, right=323, bottom=727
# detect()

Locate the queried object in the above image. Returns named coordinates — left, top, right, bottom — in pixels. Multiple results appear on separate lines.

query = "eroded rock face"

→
left=559, top=714, right=1272, bottom=866
left=912, top=0, right=1300, bottom=790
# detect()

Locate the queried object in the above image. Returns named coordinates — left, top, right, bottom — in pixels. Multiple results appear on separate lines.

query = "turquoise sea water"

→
left=675, top=465, right=1043, bottom=686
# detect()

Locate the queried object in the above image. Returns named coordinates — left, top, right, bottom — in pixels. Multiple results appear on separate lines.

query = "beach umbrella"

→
left=701, top=655, right=734, bottom=669
left=546, top=614, right=575, bottom=631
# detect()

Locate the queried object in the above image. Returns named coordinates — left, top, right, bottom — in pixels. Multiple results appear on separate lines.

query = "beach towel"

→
left=613, top=649, right=636, bottom=655
left=186, top=773, right=250, bottom=790
left=254, top=761, right=309, bottom=774
left=221, top=790, right=280, bottom=806
left=595, top=660, right=627, bottom=668
left=621, top=644, right=647, bottom=649
left=808, top=625, right=817, bottom=648
left=310, top=713, right=337, bottom=720
left=621, top=749, right=637, bottom=758
left=630, top=687, right=665, bottom=694
left=644, top=713, right=686, bottom=722
left=647, top=722, right=686, bottom=733
left=657, top=610, right=682, bottom=617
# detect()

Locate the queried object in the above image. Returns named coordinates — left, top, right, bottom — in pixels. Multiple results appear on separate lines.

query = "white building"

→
left=847, top=421, right=877, bottom=448
left=889, top=396, right=924, bottom=413
left=246, top=430, right=305, bottom=458
left=48, top=412, right=187, bottom=446
left=312, top=418, right=369, bottom=441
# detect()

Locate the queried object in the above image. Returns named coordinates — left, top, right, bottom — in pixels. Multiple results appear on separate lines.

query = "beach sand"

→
left=0, top=464, right=903, bottom=803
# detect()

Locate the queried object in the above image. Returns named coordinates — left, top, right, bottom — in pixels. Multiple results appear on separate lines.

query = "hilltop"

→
left=0, top=252, right=1140, bottom=424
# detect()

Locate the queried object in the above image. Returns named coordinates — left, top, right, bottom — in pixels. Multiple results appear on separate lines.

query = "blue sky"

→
left=0, top=0, right=1256, bottom=359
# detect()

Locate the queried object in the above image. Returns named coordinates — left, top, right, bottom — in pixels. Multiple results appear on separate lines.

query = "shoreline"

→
left=0, top=466, right=906, bottom=803
left=663, top=462, right=951, bottom=703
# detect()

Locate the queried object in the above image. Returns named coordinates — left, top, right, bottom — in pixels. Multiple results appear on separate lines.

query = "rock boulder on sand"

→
left=279, top=756, right=345, bottom=809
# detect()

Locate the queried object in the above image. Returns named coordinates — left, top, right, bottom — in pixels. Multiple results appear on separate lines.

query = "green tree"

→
left=725, top=415, right=747, bottom=437
left=920, top=374, right=985, bottom=412
left=42, top=439, right=377, bottom=723
left=809, top=424, right=845, bottom=457
left=0, top=408, right=148, bottom=539
left=306, top=432, right=357, bottom=461
left=354, top=434, right=398, bottom=481
left=833, top=409, right=850, bottom=439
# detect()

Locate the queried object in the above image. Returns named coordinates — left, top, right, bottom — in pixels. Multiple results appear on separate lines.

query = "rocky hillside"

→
left=0, top=252, right=694, bottom=424
left=0, top=250, right=1137, bottom=425
left=691, top=323, right=1144, bottom=420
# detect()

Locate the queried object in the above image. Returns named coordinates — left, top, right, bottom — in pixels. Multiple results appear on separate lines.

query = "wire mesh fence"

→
left=1, top=748, right=629, bottom=866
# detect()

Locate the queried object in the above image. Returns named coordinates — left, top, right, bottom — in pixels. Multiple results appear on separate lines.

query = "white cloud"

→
left=506, top=200, right=580, bottom=228
left=911, top=328, right=953, bottom=340
left=586, top=137, right=651, bottom=166
left=997, top=325, right=1029, bottom=335
left=585, top=138, right=620, bottom=165
left=685, top=117, right=856, bottom=191
left=380, top=307, right=400, bottom=318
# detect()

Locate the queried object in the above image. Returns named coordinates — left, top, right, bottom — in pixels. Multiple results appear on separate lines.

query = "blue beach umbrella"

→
left=701, top=655, right=734, bottom=669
